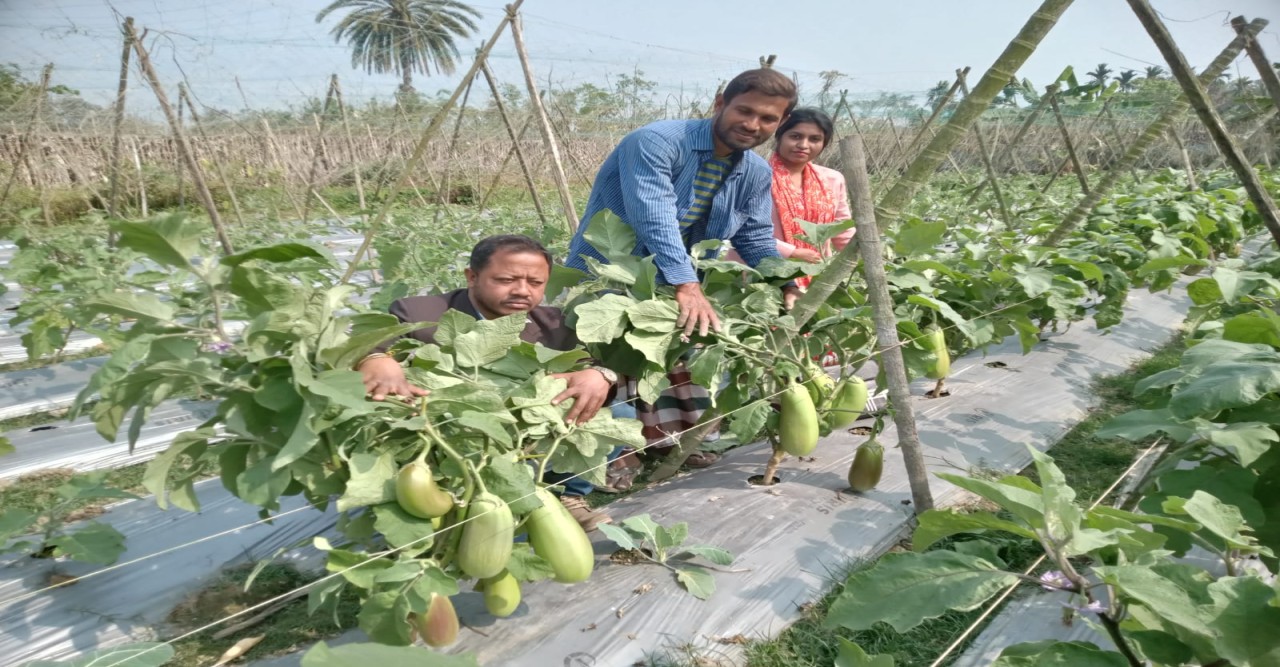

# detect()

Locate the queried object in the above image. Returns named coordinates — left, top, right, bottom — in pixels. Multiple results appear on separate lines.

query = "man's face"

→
left=465, top=249, right=550, bottom=320
left=712, top=90, right=791, bottom=154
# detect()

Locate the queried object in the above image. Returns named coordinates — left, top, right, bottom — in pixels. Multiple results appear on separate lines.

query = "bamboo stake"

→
left=131, top=137, right=147, bottom=217
left=0, top=64, right=52, bottom=213
left=436, top=72, right=477, bottom=217
left=957, top=69, right=1013, bottom=228
left=477, top=115, right=536, bottom=211
left=1043, top=18, right=1266, bottom=246
left=899, top=67, right=969, bottom=168
left=107, top=17, right=133, bottom=220
left=508, top=5, right=578, bottom=233
left=793, top=0, right=1075, bottom=326
left=841, top=135, right=934, bottom=511
left=179, top=85, right=245, bottom=225
left=260, top=118, right=306, bottom=221
left=1128, top=0, right=1280, bottom=248
left=1046, top=87, right=1090, bottom=195
left=1102, top=105, right=1142, bottom=184
left=966, top=88, right=1053, bottom=203
left=176, top=83, right=186, bottom=208
left=330, top=76, right=367, bottom=217
left=1039, top=95, right=1112, bottom=194
left=341, top=0, right=524, bottom=283
left=301, top=78, right=339, bottom=223
left=480, top=62, right=546, bottom=225
left=1168, top=125, right=1199, bottom=190
left=128, top=28, right=233, bottom=254
left=1231, top=16, right=1280, bottom=112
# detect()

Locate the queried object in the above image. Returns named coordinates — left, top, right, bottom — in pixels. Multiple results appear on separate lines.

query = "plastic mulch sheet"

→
left=0, top=357, right=104, bottom=422
left=1, top=399, right=216, bottom=481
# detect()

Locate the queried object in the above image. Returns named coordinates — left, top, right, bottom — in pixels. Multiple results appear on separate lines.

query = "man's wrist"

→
left=674, top=282, right=702, bottom=294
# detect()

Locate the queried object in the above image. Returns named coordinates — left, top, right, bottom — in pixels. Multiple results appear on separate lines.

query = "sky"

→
left=0, top=0, right=1278, bottom=115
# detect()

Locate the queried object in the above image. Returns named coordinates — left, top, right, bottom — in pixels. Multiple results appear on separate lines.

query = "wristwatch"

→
left=591, top=366, right=619, bottom=384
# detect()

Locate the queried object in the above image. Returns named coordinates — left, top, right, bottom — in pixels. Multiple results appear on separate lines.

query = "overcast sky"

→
left=1, top=0, right=1278, bottom=113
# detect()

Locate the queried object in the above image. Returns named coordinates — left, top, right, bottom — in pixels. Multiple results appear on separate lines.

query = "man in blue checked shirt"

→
left=566, top=68, right=803, bottom=337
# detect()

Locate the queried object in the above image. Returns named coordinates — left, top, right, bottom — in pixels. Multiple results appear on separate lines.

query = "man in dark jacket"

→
left=357, top=234, right=616, bottom=530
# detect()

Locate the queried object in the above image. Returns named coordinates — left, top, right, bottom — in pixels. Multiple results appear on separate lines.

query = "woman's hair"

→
left=774, top=107, right=835, bottom=149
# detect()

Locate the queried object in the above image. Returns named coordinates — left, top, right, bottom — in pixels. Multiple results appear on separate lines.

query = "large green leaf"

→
left=1014, top=267, right=1057, bottom=298
left=85, top=293, right=176, bottom=323
left=143, top=429, right=212, bottom=511
left=572, top=294, right=636, bottom=343
left=221, top=242, right=329, bottom=267
left=626, top=299, right=680, bottom=333
left=1205, top=422, right=1278, bottom=467
left=824, top=550, right=1017, bottom=633
left=991, top=640, right=1127, bottom=667
left=1164, top=491, right=1258, bottom=551
left=454, top=314, right=527, bottom=368
left=892, top=220, right=947, bottom=257
left=624, top=329, right=679, bottom=366
left=1204, top=574, right=1280, bottom=665
left=1029, top=448, right=1081, bottom=544
left=337, top=451, right=397, bottom=512
left=581, top=209, right=637, bottom=262
left=112, top=214, right=205, bottom=269
left=1223, top=310, right=1280, bottom=348
left=1169, top=361, right=1280, bottom=420
left=936, top=473, right=1045, bottom=528
left=27, top=642, right=175, bottom=667
left=372, top=502, right=435, bottom=556
left=49, top=522, right=127, bottom=565
left=1094, top=564, right=1214, bottom=638
left=1096, top=408, right=1200, bottom=442
left=912, top=509, right=1037, bottom=551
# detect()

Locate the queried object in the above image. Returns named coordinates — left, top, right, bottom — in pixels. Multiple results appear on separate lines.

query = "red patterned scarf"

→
left=770, top=154, right=837, bottom=287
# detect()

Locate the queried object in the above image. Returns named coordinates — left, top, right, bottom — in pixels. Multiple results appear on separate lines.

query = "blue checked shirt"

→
left=565, top=118, right=780, bottom=285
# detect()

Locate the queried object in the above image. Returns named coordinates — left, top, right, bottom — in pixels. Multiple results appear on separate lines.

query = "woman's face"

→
left=776, top=121, right=828, bottom=167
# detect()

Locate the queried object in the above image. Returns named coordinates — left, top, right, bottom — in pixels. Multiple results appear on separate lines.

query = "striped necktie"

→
left=679, top=156, right=732, bottom=244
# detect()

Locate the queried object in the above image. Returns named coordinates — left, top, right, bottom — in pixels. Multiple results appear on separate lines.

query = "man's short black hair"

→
left=470, top=234, right=553, bottom=273
left=722, top=68, right=799, bottom=116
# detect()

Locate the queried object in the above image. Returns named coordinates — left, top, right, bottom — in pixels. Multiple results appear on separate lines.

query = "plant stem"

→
left=761, top=442, right=785, bottom=486
left=535, top=435, right=565, bottom=482
left=1098, top=611, right=1144, bottom=667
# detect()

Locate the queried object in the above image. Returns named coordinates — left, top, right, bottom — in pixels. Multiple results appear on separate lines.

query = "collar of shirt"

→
left=692, top=118, right=744, bottom=170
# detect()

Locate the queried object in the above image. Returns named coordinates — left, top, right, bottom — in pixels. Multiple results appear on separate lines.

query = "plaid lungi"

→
left=616, top=366, right=719, bottom=450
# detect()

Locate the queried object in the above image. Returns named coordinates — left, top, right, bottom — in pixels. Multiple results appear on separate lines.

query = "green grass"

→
left=0, top=346, right=107, bottom=373
left=0, top=406, right=72, bottom=433
left=165, top=563, right=361, bottom=665
left=0, top=462, right=148, bottom=519
left=642, top=336, right=1187, bottom=667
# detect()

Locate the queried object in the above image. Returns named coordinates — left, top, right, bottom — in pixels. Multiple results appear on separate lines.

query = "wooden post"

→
left=1124, top=1, right=1280, bottom=249
left=129, top=25, right=232, bottom=254
left=843, top=135, right=935, bottom=512
left=480, top=62, right=547, bottom=225
left=107, top=17, right=133, bottom=220
left=1231, top=16, right=1280, bottom=112
left=179, top=85, right=246, bottom=225
left=0, top=64, right=52, bottom=213
left=341, top=0, right=524, bottom=283
left=1046, top=88, right=1090, bottom=195
left=508, top=6, right=578, bottom=233
left=957, top=69, right=1013, bottom=228
left=330, top=76, right=367, bottom=217
left=1044, top=18, right=1267, bottom=246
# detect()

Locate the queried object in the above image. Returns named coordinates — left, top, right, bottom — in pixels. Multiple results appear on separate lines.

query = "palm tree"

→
left=925, top=80, right=951, bottom=110
left=1143, top=65, right=1166, bottom=80
left=316, top=0, right=482, bottom=95
left=1116, top=69, right=1139, bottom=93
left=1087, top=63, right=1113, bottom=87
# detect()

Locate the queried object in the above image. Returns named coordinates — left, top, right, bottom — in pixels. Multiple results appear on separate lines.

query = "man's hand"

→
left=782, top=284, right=802, bottom=311
left=550, top=368, right=613, bottom=425
left=791, top=247, right=822, bottom=264
left=360, top=355, right=428, bottom=401
left=674, top=282, right=721, bottom=337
